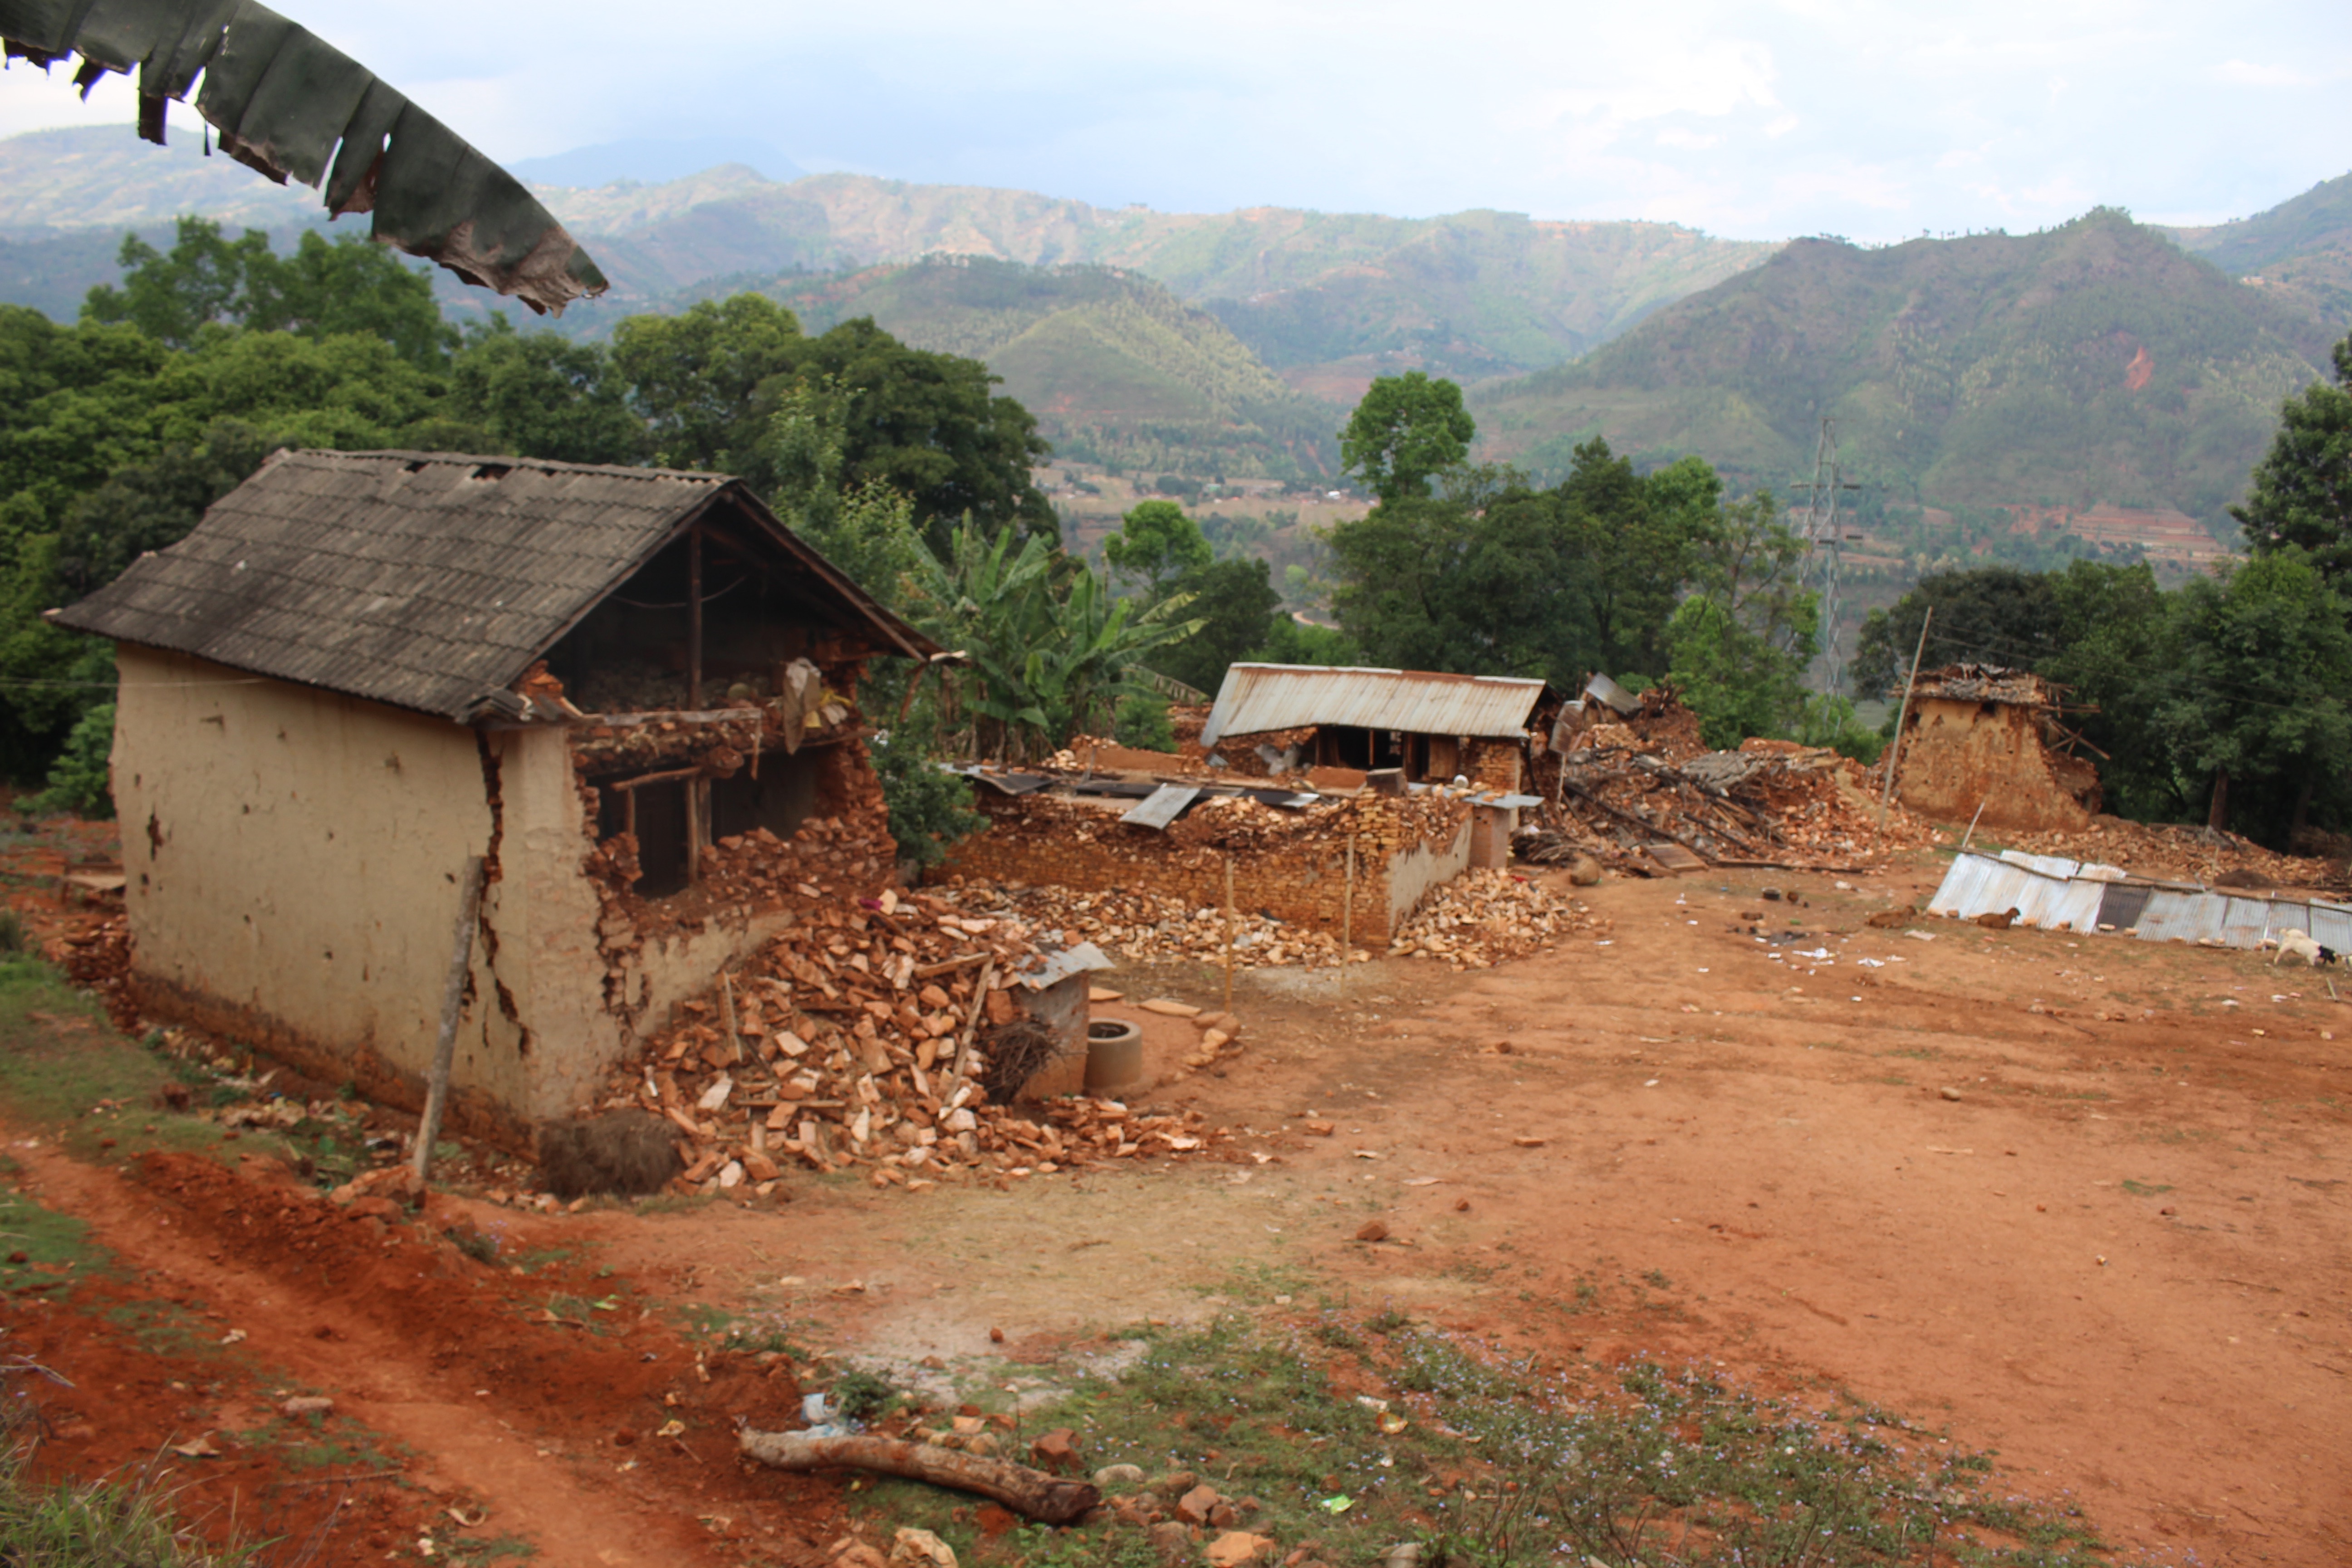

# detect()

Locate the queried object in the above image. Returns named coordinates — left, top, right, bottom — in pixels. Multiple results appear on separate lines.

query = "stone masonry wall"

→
left=935, top=790, right=1473, bottom=944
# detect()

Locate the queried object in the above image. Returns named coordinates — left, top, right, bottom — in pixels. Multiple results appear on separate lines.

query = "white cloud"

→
left=4, top=0, right=2348, bottom=241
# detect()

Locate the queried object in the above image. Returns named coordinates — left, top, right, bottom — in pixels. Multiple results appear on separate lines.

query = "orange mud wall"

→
left=933, top=794, right=1473, bottom=943
left=1893, top=696, right=2098, bottom=833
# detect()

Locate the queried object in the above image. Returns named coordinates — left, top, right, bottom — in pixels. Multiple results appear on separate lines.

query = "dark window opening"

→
left=1317, top=726, right=1405, bottom=771
left=711, top=752, right=824, bottom=842
left=597, top=778, right=691, bottom=899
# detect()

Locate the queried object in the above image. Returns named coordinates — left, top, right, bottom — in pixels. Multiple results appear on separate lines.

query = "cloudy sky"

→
left=4, top=0, right=2346, bottom=240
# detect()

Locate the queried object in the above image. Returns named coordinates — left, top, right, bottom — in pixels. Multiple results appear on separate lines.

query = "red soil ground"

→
left=5, top=839, right=2346, bottom=1564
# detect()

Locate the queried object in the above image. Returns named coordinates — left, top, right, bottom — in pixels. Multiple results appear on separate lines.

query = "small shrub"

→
left=0, top=911, right=24, bottom=956
left=831, top=1369, right=900, bottom=1421
left=1112, top=695, right=1177, bottom=753
left=19, top=703, right=114, bottom=821
left=871, top=730, right=983, bottom=871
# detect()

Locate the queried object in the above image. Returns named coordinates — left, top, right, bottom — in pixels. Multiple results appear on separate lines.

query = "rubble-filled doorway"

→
left=711, top=751, right=824, bottom=841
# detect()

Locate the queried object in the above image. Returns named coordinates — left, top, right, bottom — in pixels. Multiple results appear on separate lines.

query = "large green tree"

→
left=1151, top=556, right=1284, bottom=695
left=1666, top=493, right=1818, bottom=749
left=1328, top=465, right=1593, bottom=681
left=611, top=299, right=1055, bottom=552
left=2233, top=333, right=2352, bottom=588
left=1338, top=372, right=1475, bottom=502
left=1104, top=500, right=1213, bottom=604
left=1850, top=565, right=2066, bottom=696
left=1556, top=441, right=1713, bottom=681
left=2158, top=550, right=2352, bottom=838
left=83, top=218, right=456, bottom=368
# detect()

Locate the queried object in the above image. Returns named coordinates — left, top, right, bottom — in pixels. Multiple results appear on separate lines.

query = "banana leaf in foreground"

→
left=0, top=0, right=605, bottom=314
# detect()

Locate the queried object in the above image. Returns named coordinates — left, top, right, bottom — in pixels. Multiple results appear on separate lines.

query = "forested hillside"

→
left=1474, top=210, right=2338, bottom=532
left=2163, top=172, right=2352, bottom=332
left=725, top=257, right=1342, bottom=478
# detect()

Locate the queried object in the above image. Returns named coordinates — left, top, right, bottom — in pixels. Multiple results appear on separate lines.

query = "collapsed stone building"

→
left=933, top=664, right=1552, bottom=942
left=1888, top=663, right=2102, bottom=832
left=53, top=449, right=951, bottom=1149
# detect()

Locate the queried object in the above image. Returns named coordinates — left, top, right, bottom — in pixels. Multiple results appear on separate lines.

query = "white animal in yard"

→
left=2270, top=927, right=2325, bottom=966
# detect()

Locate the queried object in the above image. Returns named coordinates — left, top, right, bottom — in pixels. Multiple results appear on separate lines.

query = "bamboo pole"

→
left=1878, top=606, right=1934, bottom=833
left=1342, top=830, right=1356, bottom=963
left=1222, top=855, right=1236, bottom=1014
left=412, top=857, right=486, bottom=1186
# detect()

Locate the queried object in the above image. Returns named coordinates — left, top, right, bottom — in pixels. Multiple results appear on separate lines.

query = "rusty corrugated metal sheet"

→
left=1930, top=852, right=2352, bottom=952
left=1121, top=784, right=1203, bottom=830
left=1200, top=664, right=1547, bottom=745
left=52, top=450, right=938, bottom=723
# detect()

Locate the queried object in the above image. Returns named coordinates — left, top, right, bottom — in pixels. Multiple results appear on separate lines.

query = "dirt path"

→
left=5, top=1145, right=838, bottom=1566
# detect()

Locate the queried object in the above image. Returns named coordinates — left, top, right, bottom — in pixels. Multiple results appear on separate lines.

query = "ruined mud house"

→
left=1889, top=663, right=2102, bottom=832
left=1200, top=663, right=1551, bottom=791
left=52, top=449, right=942, bottom=1148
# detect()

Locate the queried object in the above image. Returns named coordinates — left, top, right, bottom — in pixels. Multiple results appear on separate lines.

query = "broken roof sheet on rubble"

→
left=1201, top=663, right=1548, bottom=746
left=1926, top=850, right=2352, bottom=951
left=50, top=449, right=939, bottom=725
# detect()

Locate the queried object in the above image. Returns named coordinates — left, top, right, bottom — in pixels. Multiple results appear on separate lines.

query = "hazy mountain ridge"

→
left=1475, top=209, right=2338, bottom=529
left=2161, top=172, right=2352, bottom=331
left=725, top=256, right=1343, bottom=478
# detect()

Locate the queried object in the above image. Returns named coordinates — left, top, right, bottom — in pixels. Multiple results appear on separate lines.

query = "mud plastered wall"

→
left=112, top=647, right=517, bottom=1136
left=1895, top=698, right=2096, bottom=833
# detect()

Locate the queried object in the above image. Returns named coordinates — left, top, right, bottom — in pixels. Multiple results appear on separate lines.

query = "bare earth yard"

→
left=4, top=850, right=2345, bottom=1564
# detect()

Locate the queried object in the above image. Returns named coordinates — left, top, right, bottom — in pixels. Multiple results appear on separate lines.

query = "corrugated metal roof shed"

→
left=51, top=449, right=937, bottom=724
left=1201, top=663, right=1547, bottom=746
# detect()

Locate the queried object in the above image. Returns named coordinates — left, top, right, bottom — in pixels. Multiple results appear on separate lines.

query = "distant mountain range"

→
left=2, top=123, right=2345, bottom=519
left=1476, top=209, right=2339, bottom=529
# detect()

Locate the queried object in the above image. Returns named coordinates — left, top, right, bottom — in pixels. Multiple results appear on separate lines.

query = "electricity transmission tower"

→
left=1791, top=417, right=1861, bottom=697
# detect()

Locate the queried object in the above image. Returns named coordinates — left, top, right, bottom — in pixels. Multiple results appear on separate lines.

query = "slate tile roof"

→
left=52, top=449, right=935, bottom=722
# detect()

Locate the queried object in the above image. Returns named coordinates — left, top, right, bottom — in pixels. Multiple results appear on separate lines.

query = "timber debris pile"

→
left=579, top=880, right=1237, bottom=1195
left=1528, top=688, right=1937, bottom=873
left=2000, top=818, right=2346, bottom=892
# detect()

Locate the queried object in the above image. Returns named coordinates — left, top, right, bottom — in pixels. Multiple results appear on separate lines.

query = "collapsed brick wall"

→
left=934, top=789, right=1473, bottom=944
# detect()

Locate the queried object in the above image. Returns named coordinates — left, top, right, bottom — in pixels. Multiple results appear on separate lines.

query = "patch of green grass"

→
left=0, top=1449, right=273, bottom=1566
left=932, top=1315, right=2146, bottom=1568
left=442, top=1534, right=537, bottom=1562
left=0, top=958, right=306, bottom=1167
left=0, top=1179, right=110, bottom=1294
left=99, top=1298, right=217, bottom=1358
left=1642, top=1269, right=1672, bottom=1290
left=1882, top=1045, right=1944, bottom=1061
left=2120, top=1179, right=2175, bottom=1196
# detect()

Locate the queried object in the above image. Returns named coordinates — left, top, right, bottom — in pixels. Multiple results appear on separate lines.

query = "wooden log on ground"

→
left=736, top=1429, right=1099, bottom=1523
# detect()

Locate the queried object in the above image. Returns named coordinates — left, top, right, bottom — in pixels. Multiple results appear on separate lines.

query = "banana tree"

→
left=907, top=521, right=1201, bottom=763
left=1, top=0, right=604, bottom=314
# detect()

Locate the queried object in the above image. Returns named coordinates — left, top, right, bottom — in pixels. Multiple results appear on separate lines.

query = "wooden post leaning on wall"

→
left=413, top=856, right=487, bottom=1187
left=686, top=525, right=705, bottom=712
left=1878, top=606, right=1934, bottom=834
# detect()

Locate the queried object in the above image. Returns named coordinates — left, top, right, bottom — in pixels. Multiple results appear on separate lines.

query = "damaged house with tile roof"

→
left=52, top=449, right=945, bottom=1149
